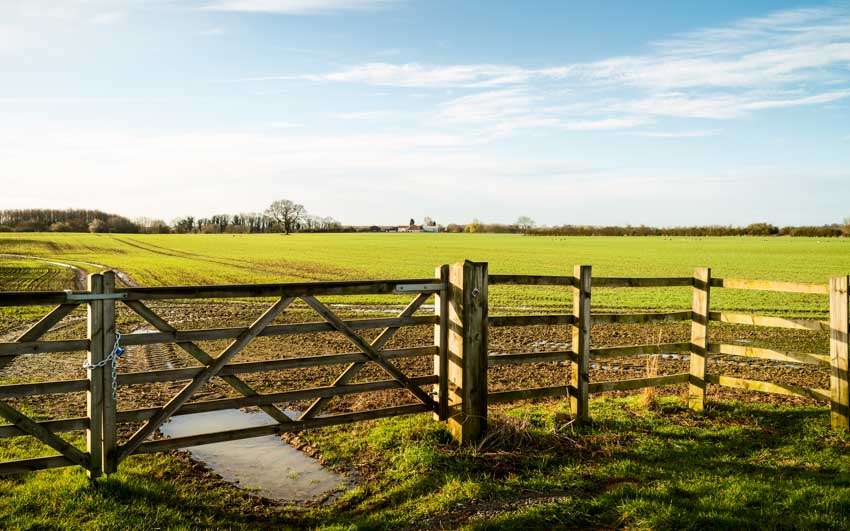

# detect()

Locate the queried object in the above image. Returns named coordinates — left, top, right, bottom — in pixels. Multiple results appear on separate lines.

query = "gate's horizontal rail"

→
left=591, top=311, right=692, bottom=324
left=711, top=278, right=829, bottom=295
left=588, top=373, right=689, bottom=393
left=489, top=385, right=575, bottom=404
left=708, top=343, right=829, bottom=366
left=0, top=339, right=89, bottom=357
left=119, top=315, right=437, bottom=347
left=706, top=374, right=830, bottom=402
left=488, top=314, right=575, bottom=327
left=134, top=403, right=430, bottom=454
left=0, top=455, right=74, bottom=475
left=0, top=379, right=88, bottom=399
left=488, top=350, right=575, bottom=366
left=589, top=342, right=692, bottom=359
left=118, top=346, right=436, bottom=386
left=116, top=375, right=438, bottom=422
left=0, top=417, right=89, bottom=439
left=709, top=312, right=830, bottom=331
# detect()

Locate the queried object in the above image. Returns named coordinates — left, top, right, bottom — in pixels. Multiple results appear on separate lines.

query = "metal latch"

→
left=393, top=283, right=446, bottom=293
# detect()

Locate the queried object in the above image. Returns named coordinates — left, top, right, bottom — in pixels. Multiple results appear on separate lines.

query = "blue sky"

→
left=1, top=0, right=849, bottom=226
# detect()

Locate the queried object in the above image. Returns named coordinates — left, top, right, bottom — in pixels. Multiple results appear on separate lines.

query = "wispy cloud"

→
left=202, top=0, right=402, bottom=15
left=334, top=110, right=396, bottom=120
left=632, top=129, right=722, bottom=138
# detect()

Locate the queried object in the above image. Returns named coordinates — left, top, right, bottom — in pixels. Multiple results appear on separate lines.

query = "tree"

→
left=843, top=217, right=850, bottom=237
left=516, top=216, right=535, bottom=231
left=409, top=218, right=415, bottom=227
left=265, top=199, right=305, bottom=235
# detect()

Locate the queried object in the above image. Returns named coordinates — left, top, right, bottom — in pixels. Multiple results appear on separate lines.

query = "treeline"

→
left=0, top=209, right=139, bottom=233
left=526, top=223, right=848, bottom=237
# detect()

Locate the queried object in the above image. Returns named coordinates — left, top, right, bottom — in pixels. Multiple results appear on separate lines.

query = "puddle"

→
left=159, top=409, right=351, bottom=503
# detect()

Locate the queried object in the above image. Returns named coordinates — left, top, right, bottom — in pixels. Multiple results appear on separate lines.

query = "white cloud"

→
left=632, top=129, right=721, bottom=138
left=202, top=0, right=401, bottom=15
left=334, top=110, right=396, bottom=120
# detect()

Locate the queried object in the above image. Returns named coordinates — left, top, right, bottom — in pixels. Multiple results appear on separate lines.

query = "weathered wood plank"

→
left=709, top=312, right=830, bottom=331
left=709, top=343, right=829, bottom=366
left=0, top=291, right=85, bottom=307
left=101, top=271, right=118, bottom=474
left=706, top=374, right=830, bottom=402
left=117, top=297, right=293, bottom=463
left=590, top=342, right=692, bottom=359
left=0, top=455, right=73, bottom=476
left=117, top=346, right=436, bottom=386
left=115, top=278, right=441, bottom=301
left=118, top=315, right=438, bottom=346
left=829, top=275, right=850, bottom=429
left=117, top=375, right=438, bottom=422
left=488, top=314, right=575, bottom=327
left=488, top=350, right=574, bottom=366
left=86, top=273, right=104, bottom=478
left=0, top=339, right=89, bottom=357
left=133, top=404, right=429, bottom=454
left=489, top=385, right=573, bottom=404
left=300, top=293, right=430, bottom=420
left=487, top=275, right=575, bottom=286
left=592, top=277, right=693, bottom=288
left=711, top=278, right=829, bottom=295
left=434, top=265, right=449, bottom=421
left=591, top=311, right=692, bottom=325
left=571, top=265, right=591, bottom=422
left=0, top=417, right=88, bottom=439
left=0, top=379, right=88, bottom=399
left=589, top=373, right=689, bottom=393
left=689, top=267, right=710, bottom=412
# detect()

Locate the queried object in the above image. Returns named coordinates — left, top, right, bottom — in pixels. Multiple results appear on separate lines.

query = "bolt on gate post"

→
left=444, top=261, right=488, bottom=444
left=829, top=275, right=850, bottom=430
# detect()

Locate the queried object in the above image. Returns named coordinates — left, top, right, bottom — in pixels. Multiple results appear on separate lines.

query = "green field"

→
left=1, top=232, right=848, bottom=316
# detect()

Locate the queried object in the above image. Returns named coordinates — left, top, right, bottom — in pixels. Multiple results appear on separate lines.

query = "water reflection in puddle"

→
left=160, top=409, right=351, bottom=503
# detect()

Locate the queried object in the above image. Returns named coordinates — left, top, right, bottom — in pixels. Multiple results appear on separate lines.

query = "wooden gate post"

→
left=445, top=261, right=488, bottom=443
left=570, top=265, right=591, bottom=422
left=688, top=267, right=711, bottom=412
left=102, top=271, right=118, bottom=473
left=829, top=275, right=849, bottom=430
left=85, top=273, right=104, bottom=479
left=434, top=264, right=449, bottom=421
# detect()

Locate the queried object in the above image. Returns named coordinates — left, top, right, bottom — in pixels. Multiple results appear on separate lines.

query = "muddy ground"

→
left=0, top=299, right=832, bottom=445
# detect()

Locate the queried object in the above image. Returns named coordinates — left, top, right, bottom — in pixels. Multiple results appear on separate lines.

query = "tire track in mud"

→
left=0, top=253, right=87, bottom=290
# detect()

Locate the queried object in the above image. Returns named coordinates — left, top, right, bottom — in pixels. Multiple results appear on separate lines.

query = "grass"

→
left=1, top=395, right=848, bottom=529
left=2, top=232, right=848, bottom=315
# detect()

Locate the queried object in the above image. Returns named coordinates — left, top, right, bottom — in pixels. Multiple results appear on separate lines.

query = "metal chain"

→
left=82, top=332, right=125, bottom=400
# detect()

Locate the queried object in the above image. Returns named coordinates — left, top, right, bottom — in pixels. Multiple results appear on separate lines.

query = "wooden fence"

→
left=0, top=262, right=848, bottom=477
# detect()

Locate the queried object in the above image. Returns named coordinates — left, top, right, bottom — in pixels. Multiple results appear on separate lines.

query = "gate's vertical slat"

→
left=102, top=271, right=118, bottom=473
left=446, top=260, right=488, bottom=443
left=689, top=267, right=711, bottom=412
left=829, top=275, right=849, bottom=430
left=86, top=273, right=104, bottom=479
left=434, top=264, right=449, bottom=421
left=570, top=265, right=591, bottom=422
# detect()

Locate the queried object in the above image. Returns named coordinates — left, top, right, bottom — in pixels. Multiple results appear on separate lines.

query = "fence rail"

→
left=1, top=263, right=848, bottom=479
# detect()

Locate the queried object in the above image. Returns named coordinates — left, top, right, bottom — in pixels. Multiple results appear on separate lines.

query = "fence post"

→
left=829, top=275, right=849, bottom=430
left=85, top=273, right=104, bottom=479
left=102, top=271, right=118, bottom=473
left=570, top=265, right=591, bottom=422
left=445, top=260, right=488, bottom=443
left=433, top=264, right=449, bottom=421
left=688, top=267, right=711, bottom=412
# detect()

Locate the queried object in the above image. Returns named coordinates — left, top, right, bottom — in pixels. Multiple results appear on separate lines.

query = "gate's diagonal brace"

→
left=0, top=401, right=89, bottom=468
left=0, top=303, right=79, bottom=372
left=300, top=293, right=430, bottom=420
left=300, top=296, right=438, bottom=412
left=123, top=300, right=292, bottom=424
left=117, top=297, right=294, bottom=462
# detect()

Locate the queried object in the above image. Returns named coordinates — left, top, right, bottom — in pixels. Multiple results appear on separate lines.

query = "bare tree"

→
left=265, top=199, right=305, bottom=235
left=516, top=216, right=535, bottom=231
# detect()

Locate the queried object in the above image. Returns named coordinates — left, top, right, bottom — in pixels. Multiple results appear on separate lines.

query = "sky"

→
left=1, top=0, right=849, bottom=227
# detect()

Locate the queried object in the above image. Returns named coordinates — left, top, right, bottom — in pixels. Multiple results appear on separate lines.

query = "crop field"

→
left=1, top=232, right=847, bottom=316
